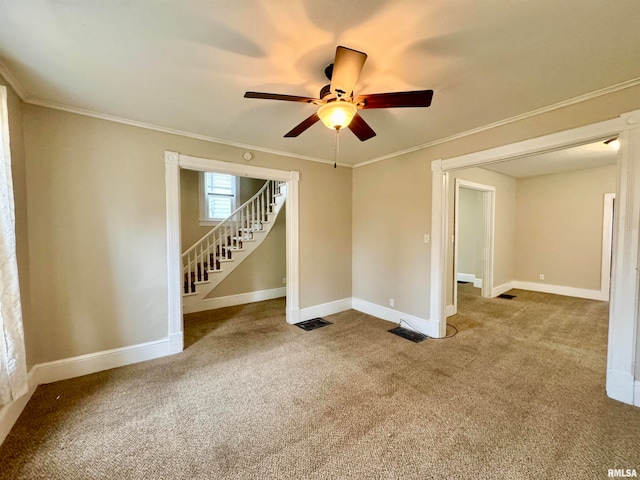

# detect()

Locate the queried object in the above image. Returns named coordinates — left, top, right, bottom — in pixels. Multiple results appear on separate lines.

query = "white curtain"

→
left=0, top=85, right=27, bottom=406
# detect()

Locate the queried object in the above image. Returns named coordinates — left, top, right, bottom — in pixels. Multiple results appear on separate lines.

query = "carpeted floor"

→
left=1, top=286, right=639, bottom=479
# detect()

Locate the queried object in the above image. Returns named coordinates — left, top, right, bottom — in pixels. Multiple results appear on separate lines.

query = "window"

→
left=200, top=172, right=238, bottom=224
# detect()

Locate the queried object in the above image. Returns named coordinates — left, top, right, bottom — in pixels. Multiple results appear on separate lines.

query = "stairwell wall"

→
left=22, top=104, right=352, bottom=364
left=205, top=210, right=286, bottom=299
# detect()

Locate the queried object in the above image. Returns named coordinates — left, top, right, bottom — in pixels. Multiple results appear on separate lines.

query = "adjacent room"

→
left=1, top=1, right=640, bottom=478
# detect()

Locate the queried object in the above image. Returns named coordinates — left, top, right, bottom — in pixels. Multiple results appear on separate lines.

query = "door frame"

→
left=164, top=151, right=300, bottom=354
left=452, top=179, right=495, bottom=315
left=430, top=109, right=640, bottom=406
left=600, top=193, right=615, bottom=300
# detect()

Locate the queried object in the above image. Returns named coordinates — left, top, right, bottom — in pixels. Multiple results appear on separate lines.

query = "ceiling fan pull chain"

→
left=334, top=128, right=340, bottom=168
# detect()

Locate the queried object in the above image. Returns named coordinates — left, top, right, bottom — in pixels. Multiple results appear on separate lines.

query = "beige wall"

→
left=352, top=154, right=432, bottom=318
left=180, top=168, right=211, bottom=249
left=352, top=84, right=640, bottom=377
left=515, top=165, right=616, bottom=290
left=448, top=168, right=517, bottom=303
left=22, top=105, right=352, bottom=364
left=0, top=75, right=34, bottom=369
left=457, top=188, right=484, bottom=279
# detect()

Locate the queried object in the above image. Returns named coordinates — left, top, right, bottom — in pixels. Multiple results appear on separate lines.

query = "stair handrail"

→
left=181, top=179, right=285, bottom=293
left=183, top=179, right=270, bottom=259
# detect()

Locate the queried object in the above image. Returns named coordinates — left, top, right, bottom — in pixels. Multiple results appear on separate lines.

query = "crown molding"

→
left=0, top=59, right=27, bottom=100
left=5, top=52, right=640, bottom=171
left=352, top=76, right=640, bottom=168
left=24, top=97, right=353, bottom=168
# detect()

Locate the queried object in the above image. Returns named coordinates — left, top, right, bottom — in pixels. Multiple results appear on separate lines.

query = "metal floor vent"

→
left=295, top=318, right=332, bottom=331
left=498, top=294, right=516, bottom=299
left=388, top=326, right=427, bottom=343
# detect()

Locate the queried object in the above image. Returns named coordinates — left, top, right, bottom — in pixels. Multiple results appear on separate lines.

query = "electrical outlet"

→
left=389, top=298, right=395, bottom=307
left=424, top=234, right=430, bottom=244
left=539, top=274, right=545, bottom=280
left=282, top=277, right=286, bottom=284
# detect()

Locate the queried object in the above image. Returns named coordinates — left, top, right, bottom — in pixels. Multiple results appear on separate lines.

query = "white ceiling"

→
left=482, top=140, right=619, bottom=178
left=0, top=0, right=639, bottom=166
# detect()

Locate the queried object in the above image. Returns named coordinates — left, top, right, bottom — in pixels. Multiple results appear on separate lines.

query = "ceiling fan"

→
left=244, top=46, right=434, bottom=142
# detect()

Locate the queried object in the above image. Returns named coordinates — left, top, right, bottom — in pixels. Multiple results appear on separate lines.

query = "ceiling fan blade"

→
left=244, top=91, right=319, bottom=104
left=284, top=113, right=320, bottom=137
left=330, top=46, right=367, bottom=99
left=348, top=113, right=376, bottom=142
left=355, top=89, right=434, bottom=109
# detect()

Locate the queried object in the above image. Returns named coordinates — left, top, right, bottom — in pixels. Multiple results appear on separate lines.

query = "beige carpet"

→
left=1, top=286, right=639, bottom=479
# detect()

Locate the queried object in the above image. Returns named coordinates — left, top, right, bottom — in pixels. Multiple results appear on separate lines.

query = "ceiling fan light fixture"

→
left=604, top=138, right=620, bottom=151
left=318, top=101, right=357, bottom=130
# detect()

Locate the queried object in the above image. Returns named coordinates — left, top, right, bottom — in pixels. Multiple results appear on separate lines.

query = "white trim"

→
left=606, top=370, right=636, bottom=405
left=0, top=336, right=180, bottom=446
left=445, top=305, right=455, bottom=317
left=456, top=273, right=476, bottom=283
left=512, top=281, right=608, bottom=301
left=0, top=369, right=37, bottom=445
left=4, top=57, right=638, bottom=171
left=429, top=161, right=448, bottom=337
left=165, top=152, right=184, bottom=353
left=634, top=381, right=640, bottom=408
left=299, top=298, right=352, bottom=322
left=32, top=338, right=178, bottom=386
left=354, top=77, right=640, bottom=168
left=601, top=193, right=615, bottom=301
left=352, top=298, right=440, bottom=338
left=492, top=282, right=515, bottom=297
left=431, top=109, right=640, bottom=406
left=25, top=98, right=348, bottom=167
left=0, top=60, right=27, bottom=100
left=183, top=287, right=286, bottom=314
left=166, top=152, right=300, bottom=327
left=607, top=117, right=640, bottom=405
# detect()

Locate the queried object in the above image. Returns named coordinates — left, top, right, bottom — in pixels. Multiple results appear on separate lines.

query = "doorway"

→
left=452, top=180, right=495, bottom=316
left=429, top=110, right=640, bottom=405
left=164, top=151, right=300, bottom=355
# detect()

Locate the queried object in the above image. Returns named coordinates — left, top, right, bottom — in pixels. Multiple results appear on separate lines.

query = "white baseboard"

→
left=457, top=273, right=483, bottom=288
left=0, top=335, right=181, bottom=446
left=184, top=287, right=286, bottom=314
left=0, top=369, right=38, bottom=445
left=492, top=282, right=515, bottom=297
left=169, top=332, right=183, bottom=354
left=634, top=381, right=640, bottom=408
left=33, top=337, right=179, bottom=386
left=352, top=297, right=439, bottom=337
left=445, top=305, right=456, bottom=317
left=606, top=368, right=635, bottom=405
left=299, top=298, right=352, bottom=322
left=457, top=273, right=475, bottom=283
left=512, top=281, right=607, bottom=301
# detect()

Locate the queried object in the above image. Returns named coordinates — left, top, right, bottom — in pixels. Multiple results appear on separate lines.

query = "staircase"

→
left=182, top=179, right=286, bottom=311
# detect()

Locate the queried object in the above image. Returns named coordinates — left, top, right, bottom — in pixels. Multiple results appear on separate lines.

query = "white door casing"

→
left=165, top=152, right=300, bottom=354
